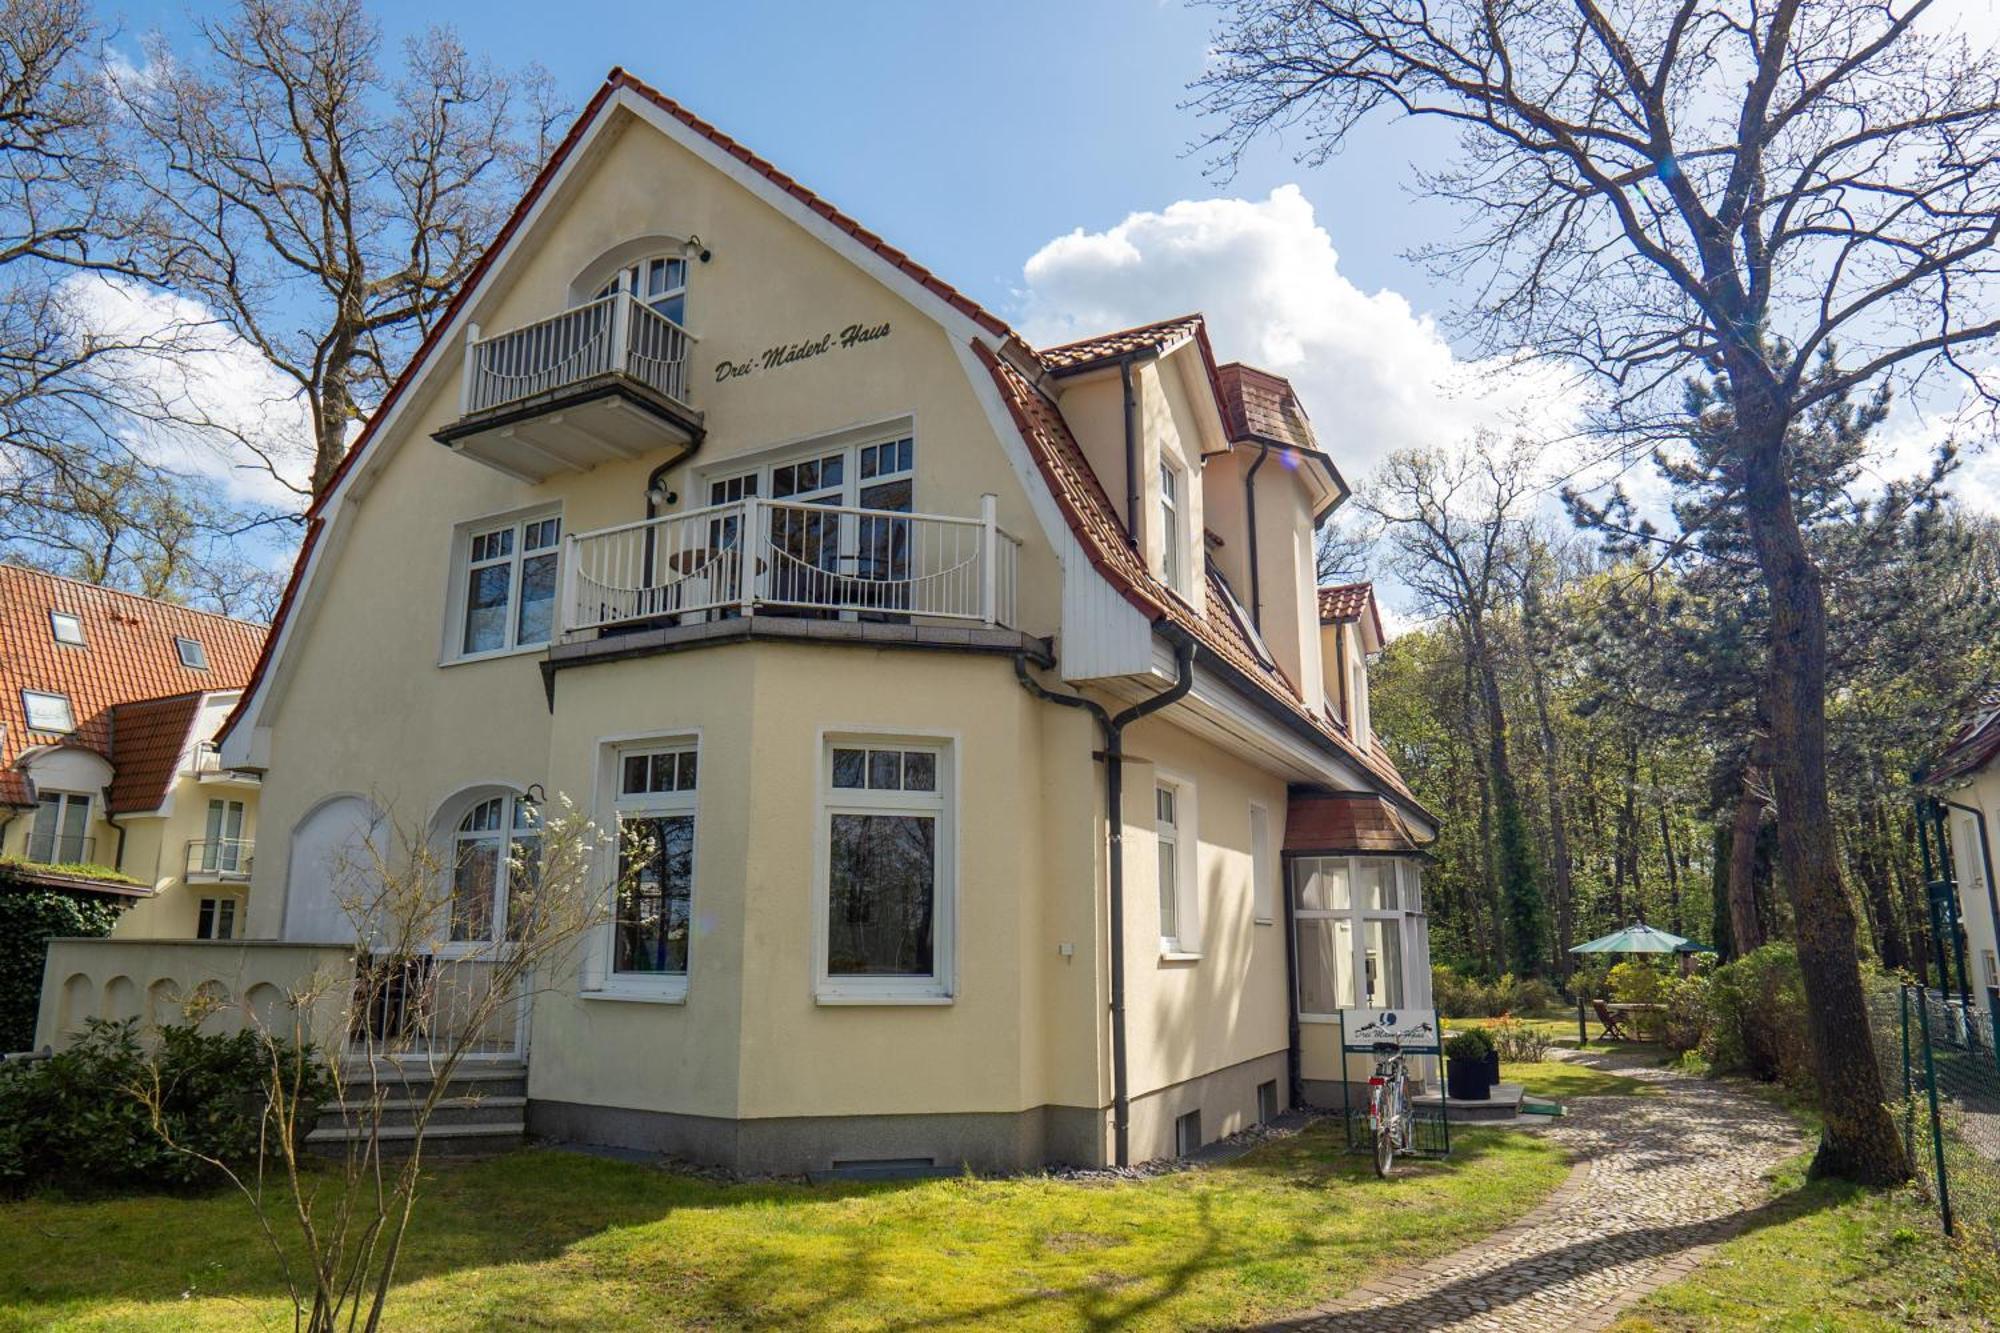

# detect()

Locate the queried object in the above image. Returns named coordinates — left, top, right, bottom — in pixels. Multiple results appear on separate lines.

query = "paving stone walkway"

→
left=1261, top=1049, right=1809, bottom=1332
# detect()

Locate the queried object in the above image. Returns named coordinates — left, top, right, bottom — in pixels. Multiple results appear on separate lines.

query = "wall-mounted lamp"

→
left=523, top=783, right=547, bottom=807
left=683, top=233, right=711, bottom=263
left=646, top=484, right=677, bottom=508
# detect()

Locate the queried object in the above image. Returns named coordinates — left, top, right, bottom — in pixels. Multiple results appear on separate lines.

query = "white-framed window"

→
left=446, top=793, right=539, bottom=947
left=450, top=509, right=562, bottom=659
left=201, top=799, right=248, bottom=875
left=175, top=636, right=209, bottom=670
left=1249, top=802, right=1275, bottom=924
left=1159, top=458, right=1184, bottom=590
left=1348, top=647, right=1371, bottom=747
left=1155, top=775, right=1199, bottom=955
left=1291, top=856, right=1425, bottom=1018
left=596, top=255, right=689, bottom=327
left=49, top=611, right=83, bottom=646
left=605, top=742, right=699, bottom=995
left=817, top=735, right=953, bottom=1002
left=196, top=897, right=238, bottom=940
left=22, top=689, right=73, bottom=734
left=28, top=791, right=91, bottom=863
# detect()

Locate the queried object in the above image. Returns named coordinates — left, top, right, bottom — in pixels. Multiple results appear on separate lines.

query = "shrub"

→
left=1489, top=1016, right=1552, bottom=1063
left=1607, top=960, right=1667, bottom=1006
left=1443, top=1027, right=1495, bottom=1064
left=1661, top=974, right=1711, bottom=1054
left=0, top=1017, right=328, bottom=1195
left=0, top=889, right=125, bottom=1051
left=1505, top=976, right=1564, bottom=1015
left=1701, top=943, right=1811, bottom=1090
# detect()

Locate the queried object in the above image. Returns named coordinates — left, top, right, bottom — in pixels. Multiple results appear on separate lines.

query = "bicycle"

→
left=1367, top=1039, right=1410, bottom=1178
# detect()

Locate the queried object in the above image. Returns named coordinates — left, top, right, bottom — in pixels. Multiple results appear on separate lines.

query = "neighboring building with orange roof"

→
left=35, top=69, right=1437, bottom=1167
left=0, top=564, right=265, bottom=939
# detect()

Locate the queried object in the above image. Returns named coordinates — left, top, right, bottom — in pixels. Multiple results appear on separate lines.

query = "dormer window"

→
left=596, top=255, right=688, bottom=327
left=49, top=612, right=83, bottom=646
left=1160, top=459, right=1185, bottom=591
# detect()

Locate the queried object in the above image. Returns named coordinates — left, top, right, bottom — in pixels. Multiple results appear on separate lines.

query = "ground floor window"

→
left=613, top=744, right=699, bottom=982
left=196, top=897, right=238, bottom=940
left=1290, top=856, right=1427, bottom=1019
left=448, top=793, right=539, bottom=944
left=819, top=736, right=952, bottom=1000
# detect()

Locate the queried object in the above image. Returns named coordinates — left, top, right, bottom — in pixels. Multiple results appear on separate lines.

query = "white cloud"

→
left=62, top=275, right=316, bottom=510
left=1015, top=185, right=1583, bottom=482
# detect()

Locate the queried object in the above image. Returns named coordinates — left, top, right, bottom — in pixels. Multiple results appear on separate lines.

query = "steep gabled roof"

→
left=1042, top=315, right=1205, bottom=372
left=977, top=343, right=1419, bottom=808
left=0, top=567, right=262, bottom=802
left=1930, top=690, right=2000, bottom=786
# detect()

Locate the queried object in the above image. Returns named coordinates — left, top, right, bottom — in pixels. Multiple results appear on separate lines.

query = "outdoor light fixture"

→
left=683, top=233, right=711, bottom=263
left=523, top=783, right=546, bottom=806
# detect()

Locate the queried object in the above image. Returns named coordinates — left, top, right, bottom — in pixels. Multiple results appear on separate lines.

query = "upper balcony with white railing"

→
left=434, top=289, right=703, bottom=483
left=560, top=493, right=1022, bottom=637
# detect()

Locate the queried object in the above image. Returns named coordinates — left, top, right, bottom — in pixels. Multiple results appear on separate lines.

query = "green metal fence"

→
left=1870, top=981, right=2000, bottom=1244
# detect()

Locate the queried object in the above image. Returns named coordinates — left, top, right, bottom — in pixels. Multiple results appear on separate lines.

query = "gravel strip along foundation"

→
left=1259, top=1049, right=1809, bottom=1333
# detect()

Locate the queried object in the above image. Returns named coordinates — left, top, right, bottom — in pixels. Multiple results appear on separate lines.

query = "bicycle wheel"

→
left=1373, top=1123, right=1396, bottom=1177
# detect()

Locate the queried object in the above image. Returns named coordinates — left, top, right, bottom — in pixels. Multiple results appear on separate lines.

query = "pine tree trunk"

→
left=1735, top=398, right=1909, bottom=1186
left=1727, top=747, right=1768, bottom=957
left=1853, top=790, right=1907, bottom=971
left=1658, top=795, right=1682, bottom=936
left=1524, top=601, right=1577, bottom=976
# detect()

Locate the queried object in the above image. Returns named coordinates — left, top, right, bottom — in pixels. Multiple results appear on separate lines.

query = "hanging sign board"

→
left=1340, top=1007, right=1442, bottom=1055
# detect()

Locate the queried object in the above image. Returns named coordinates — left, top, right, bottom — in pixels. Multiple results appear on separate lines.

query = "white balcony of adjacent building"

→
left=189, top=741, right=261, bottom=788
left=434, top=290, right=703, bottom=482
left=184, top=837, right=254, bottom=885
left=559, top=494, right=1022, bottom=637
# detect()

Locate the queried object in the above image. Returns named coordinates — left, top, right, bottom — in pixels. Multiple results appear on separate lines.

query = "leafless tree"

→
left=140, top=794, right=638, bottom=1333
left=114, top=0, right=565, bottom=498
left=1192, top=0, right=2000, bottom=1184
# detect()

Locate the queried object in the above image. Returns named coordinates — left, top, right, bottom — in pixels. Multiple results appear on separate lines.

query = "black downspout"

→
left=1280, top=850, right=1303, bottom=1110
left=1244, top=441, right=1271, bottom=630
left=639, top=447, right=694, bottom=588
left=1016, top=631, right=1196, bottom=1166
left=1120, top=360, right=1141, bottom=537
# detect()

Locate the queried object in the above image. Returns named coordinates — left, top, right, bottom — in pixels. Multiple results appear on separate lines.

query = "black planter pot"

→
left=1483, top=1049, right=1502, bottom=1088
left=1445, top=1056, right=1492, bottom=1101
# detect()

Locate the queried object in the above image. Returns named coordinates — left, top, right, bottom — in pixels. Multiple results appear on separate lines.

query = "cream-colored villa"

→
left=33, top=70, right=1438, bottom=1171
left=0, top=565, right=265, bottom=940
left=1928, top=694, right=2000, bottom=999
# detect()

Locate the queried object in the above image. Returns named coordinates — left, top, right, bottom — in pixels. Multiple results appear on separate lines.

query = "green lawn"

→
left=1612, top=1156, right=2000, bottom=1331
left=1503, top=1059, right=1658, bottom=1101
left=0, top=1123, right=1568, bottom=1331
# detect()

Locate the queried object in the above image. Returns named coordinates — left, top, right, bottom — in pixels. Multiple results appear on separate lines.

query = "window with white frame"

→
left=1291, top=856, right=1426, bottom=1017
left=454, top=511, right=561, bottom=658
left=447, top=794, right=539, bottom=945
left=28, top=791, right=90, bottom=863
left=609, top=744, right=699, bottom=988
left=22, top=689, right=73, bottom=733
left=1159, top=458, right=1184, bottom=590
left=48, top=611, right=83, bottom=646
left=1249, top=802, right=1275, bottom=924
left=196, top=897, right=238, bottom=940
left=820, top=738, right=952, bottom=999
left=1155, top=777, right=1198, bottom=953
left=201, top=799, right=247, bottom=875
left=596, top=255, right=689, bottom=327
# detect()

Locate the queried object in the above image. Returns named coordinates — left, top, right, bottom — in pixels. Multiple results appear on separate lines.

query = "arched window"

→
left=449, top=794, right=540, bottom=944
left=594, top=254, right=688, bottom=327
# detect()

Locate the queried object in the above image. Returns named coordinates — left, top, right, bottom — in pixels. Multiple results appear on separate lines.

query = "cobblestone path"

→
left=1261, top=1050, right=1809, bottom=1332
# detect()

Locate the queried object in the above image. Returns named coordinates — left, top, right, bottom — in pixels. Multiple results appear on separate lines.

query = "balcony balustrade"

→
left=561, top=495, right=1020, bottom=636
left=186, top=837, right=254, bottom=883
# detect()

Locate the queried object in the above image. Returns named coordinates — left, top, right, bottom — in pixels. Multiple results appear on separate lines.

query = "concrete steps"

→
left=308, top=1059, right=528, bottom=1157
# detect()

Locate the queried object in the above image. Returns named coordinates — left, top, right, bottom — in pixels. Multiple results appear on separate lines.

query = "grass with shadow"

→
left=1504, top=1059, right=1656, bottom=1101
left=1611, top=1154, right=2000, bottom=1331
left=0, top=1120, right=1568, bottom=1331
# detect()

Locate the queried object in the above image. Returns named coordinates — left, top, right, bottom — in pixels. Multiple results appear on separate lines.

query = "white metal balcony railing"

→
left=561, top=495, right=1021, bottom=636
left=461, top=291, right=696, bottom=417
left=186, top=838, right=254, bottom=882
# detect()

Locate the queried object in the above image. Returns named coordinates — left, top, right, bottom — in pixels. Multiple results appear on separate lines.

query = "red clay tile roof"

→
left=975, top=343, right=1420, bottom=809
left=0, top=566, right=263, bottom=803
left=105, top=693, right=206, bottom=814
left=1216, top=362, right=1319, bottom=453
left=1317, top=583, right=1372, bottom=623
left=1931, top=692, right=2000, bottom=785
left=1284, top=791, right=1429, bottom=855
left=1042, top=316, right=1205, bottom=372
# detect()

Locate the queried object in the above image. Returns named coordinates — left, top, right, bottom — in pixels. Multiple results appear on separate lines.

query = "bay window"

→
left=1290, top=856, right=1428, bottom=1018
left=451, top=510, right=561, bottom=659
left=818, top=737, right=952, bottom=1001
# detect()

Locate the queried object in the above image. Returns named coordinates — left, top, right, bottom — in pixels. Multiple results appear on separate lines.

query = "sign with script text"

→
left=1341, top=1008, right=1442, bottom=1055
left=714, top=320, right=891, bottom=383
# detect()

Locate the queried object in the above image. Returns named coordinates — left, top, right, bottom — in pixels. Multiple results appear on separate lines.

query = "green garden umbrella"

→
left=1569, top=922, right=1706, bottom=954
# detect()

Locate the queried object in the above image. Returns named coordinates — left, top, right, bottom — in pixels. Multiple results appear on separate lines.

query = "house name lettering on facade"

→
left=714, top=320, right=892, bottom=383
